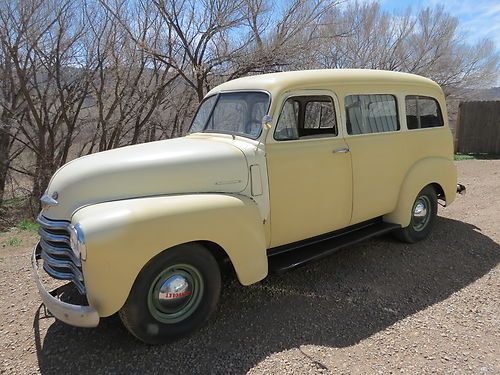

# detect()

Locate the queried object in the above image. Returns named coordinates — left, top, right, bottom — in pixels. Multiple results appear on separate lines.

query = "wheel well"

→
left=197, top=240, right=236, bottom=280
left=430, top=182, right=446, bottom=202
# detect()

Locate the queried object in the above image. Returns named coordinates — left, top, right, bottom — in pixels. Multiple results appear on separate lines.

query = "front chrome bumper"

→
left=32, top=244, right=99, bottom=328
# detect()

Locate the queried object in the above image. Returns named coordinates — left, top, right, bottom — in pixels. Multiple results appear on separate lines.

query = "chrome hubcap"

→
left=147, top=264, right=204, bottom=324
left=413, top=202, right=427, bottom=218
left=412, top=196, right=431, bottom=231
left=157, top=275, right=193, bottom=311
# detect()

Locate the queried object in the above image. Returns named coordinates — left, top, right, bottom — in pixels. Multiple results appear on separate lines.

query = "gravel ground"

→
left=0, top=160, right=499, bottom=375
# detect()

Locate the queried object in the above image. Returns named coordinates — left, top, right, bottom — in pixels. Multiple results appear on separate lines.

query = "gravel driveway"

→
left=1, top=160, right=499, bottom=375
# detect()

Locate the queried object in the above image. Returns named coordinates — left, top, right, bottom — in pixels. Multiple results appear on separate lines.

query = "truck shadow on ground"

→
left=33, top=217, right=500, bottom=375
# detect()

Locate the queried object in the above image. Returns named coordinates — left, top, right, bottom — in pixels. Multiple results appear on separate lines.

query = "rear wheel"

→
left=394, top=185, right=438, bottom=243
left=119, top=243, right=221, bottom=344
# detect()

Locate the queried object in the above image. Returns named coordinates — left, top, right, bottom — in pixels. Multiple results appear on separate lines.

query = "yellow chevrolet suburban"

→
left=32, top=69, right=465, bottom=344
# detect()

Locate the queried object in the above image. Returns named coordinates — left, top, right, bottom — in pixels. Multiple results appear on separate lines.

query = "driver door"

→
left=266, top=92, right=353, bottom=247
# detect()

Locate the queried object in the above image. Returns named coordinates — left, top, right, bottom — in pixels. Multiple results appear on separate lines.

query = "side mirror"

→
left=262, top=115, right=273, bottom=130
left=255, top=115, right=273, bottom=153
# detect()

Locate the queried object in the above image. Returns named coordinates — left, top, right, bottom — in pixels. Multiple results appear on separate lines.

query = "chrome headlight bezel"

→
left=69, top=223, right=87, bottom=261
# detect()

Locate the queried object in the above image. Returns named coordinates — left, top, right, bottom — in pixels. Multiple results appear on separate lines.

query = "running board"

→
left=268, top=222, right=400, bottom=273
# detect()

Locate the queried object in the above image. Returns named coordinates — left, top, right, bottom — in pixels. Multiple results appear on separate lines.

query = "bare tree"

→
left=0, top=29, right=26, bottom=205
left=104, top=0, right=339, bottom=101
left=0, top=0, right=498, bottom=217
left=150, top=0, right=250, bottom=101
left=318, top=2, right=499, bottom=92
left=82, top=0, right=179, bottom=153
left=0, top=0, right=98, bottom=204
left=229, top=0, right=340, bottom=77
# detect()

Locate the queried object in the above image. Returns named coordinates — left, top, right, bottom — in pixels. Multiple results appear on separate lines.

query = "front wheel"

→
left=119, top=243, right=221, bottom=344
left=394, top=185, right=438, bottom=243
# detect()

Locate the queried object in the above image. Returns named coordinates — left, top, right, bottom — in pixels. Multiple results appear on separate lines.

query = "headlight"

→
left=69, top=223, right=87, bottom=261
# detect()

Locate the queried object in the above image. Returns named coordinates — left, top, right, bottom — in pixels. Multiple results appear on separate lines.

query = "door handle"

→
left=333, top=147, right=350, bottom=154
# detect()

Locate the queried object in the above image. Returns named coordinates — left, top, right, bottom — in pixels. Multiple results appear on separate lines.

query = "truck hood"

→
left=42, top=136, right=249, bottom=219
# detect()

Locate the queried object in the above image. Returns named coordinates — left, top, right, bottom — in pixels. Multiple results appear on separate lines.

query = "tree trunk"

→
left=31, top=150, right=55, bottom=213
left=0, top=114, right=12, bottom=206
left=0, top=124, right=10, bottom=206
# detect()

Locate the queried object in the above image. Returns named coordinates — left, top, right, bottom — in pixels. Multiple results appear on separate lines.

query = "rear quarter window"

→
left=405, top=96, right=443, bottom=129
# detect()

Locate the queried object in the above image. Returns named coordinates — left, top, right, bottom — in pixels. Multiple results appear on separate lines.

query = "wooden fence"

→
left=456, top=101, right=500, bottom=154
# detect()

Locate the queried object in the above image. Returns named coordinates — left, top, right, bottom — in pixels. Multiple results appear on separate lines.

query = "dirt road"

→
left=1, top=160, right=499, bottom=375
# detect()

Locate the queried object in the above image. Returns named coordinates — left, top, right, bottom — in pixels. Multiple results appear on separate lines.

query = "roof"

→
left=207, top=69, right=441, bottom=97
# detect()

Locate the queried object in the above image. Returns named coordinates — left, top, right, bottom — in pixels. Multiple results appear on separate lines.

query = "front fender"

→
left=72, top=194, right=267, bottom=317
left=384, top=157, right=457, bottom=227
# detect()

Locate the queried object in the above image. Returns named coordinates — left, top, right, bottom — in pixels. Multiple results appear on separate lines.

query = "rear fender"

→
left=384, top=157, right=457, bottom=227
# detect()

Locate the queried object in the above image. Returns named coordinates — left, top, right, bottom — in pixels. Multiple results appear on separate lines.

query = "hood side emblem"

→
left=215, top=180, right=242, bottom=185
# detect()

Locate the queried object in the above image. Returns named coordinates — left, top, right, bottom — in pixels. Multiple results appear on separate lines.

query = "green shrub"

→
left=16, top=219, right=39, bottom=232
left=2, top=237, right=22, bottom=247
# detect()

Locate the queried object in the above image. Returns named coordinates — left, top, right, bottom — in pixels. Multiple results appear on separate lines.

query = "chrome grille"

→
left=37, top=215, right=85, bottom=294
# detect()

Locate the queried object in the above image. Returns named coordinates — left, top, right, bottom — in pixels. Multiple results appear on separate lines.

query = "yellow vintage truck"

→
left=32, top=69, right=465, bottom=344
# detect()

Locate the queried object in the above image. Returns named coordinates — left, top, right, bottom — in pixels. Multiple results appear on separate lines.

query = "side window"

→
left=275, top=99, right=300, bottom=141
left=405, top=96, right=418, bottom=130
left=304, top=101, right=336, bottom=130
left=405, top=95, right=443, bottom=129
left=345, top=94, right=399, bottom=135
left=274, top=96, right=337, bottom=141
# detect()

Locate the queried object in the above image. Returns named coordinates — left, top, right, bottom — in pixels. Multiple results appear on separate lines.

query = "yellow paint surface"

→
left=51, top=69, right=457, bottom=317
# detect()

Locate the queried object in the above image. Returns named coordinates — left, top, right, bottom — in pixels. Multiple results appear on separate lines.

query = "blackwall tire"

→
left=119, top=243, right=221, bottom=344
left=394, top=185, right=438, bottom=243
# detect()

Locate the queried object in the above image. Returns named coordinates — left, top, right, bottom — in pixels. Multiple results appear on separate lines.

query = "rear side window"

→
left=345, top=94, right=399, bottom=135
left=405, top=96, right=443, bottom=129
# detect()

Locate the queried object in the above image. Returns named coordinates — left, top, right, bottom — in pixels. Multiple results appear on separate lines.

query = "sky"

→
left=378, top=0, right=500, bottom=49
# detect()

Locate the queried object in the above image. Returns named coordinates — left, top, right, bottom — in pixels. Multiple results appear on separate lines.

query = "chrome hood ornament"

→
left=40, top=194, right=58, bottom=208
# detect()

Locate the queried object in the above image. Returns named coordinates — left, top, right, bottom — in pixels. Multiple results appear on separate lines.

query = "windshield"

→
left=189, top=91, right=270, bottom=139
